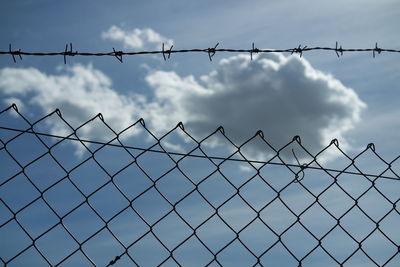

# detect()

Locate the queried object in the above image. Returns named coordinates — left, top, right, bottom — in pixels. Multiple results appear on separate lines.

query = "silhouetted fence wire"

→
left=0, top=104, right=399, bottom=266
left=2, top=42, right=400, bottom=63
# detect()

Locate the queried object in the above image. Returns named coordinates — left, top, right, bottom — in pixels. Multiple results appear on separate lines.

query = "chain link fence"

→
left=0, top=104, right=399, bottom=266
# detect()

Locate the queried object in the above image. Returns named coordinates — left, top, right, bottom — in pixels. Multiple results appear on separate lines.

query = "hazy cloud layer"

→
left=0, top=53, right=366, bottom=158
left=101, top=26, right=173, bottom=50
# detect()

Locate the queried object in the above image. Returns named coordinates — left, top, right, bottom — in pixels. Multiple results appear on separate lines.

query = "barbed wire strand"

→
left=0, top=104, right=399, bottom=266
left=1, top=42, right=400, bottom=63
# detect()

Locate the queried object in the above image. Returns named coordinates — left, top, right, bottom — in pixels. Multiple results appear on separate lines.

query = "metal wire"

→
left=1, top=42, right=399, bottom=63
left=0, top=104, right=399, bottom=266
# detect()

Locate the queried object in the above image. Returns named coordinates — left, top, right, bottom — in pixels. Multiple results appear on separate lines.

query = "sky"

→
left=0, top=0, right=399, bottom=266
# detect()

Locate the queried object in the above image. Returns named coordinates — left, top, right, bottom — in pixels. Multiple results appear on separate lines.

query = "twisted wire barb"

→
left=0, top=104, right=399, bottom=266
left=1, top=42, right=399, bottom=63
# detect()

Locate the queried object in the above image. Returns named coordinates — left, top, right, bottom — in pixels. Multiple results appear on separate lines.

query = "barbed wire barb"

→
left=335, top=41, right=343, bottom=58
left=112, top=47, right=123, bottom=63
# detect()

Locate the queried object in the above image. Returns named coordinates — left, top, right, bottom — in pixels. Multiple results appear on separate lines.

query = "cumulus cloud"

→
left=143, top=53, right=366, bottom=158
left=101, top=26, right=173, bottom=50
left=0, top=53, right=366, bottom=160
left=0, top=64, right=143, bottom=155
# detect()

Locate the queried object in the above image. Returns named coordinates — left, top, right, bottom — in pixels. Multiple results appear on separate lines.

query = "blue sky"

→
left=0, top=0, right=399, bottom=266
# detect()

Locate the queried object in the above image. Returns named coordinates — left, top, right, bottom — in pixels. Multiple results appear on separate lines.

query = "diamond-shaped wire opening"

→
left=7, top=246, right=49, bottom=266
left=173, top=235, right=214, bottom=266
left=69, top=159, right=111, bottom=197
left=318, top=183, right=355, bottom=219
left=0, top=220, right=32, bottom=263
left=156, top=168, right=196, bottom=204
left=379, top=209, right=400, bottom=245
left=361, top=229, right=398, bottom=266
left=239, top=218, right=279, bottom=256
left=258, top=163, right=296, bottom=192
left=321, top=226, right=358, bottom=263
left=178, top=150, right=217, bottom=184
left=353, top=149, right=391, bottom=177
left=131, top=187, right=172, bottom=225
left=278, top=140, right=314, bottom=166
left=279, top=182, right=316, bottom=215
left=218, top=157, right=257, bottom=188
left=135, top=145, right=177, bottom=180
left=0, top=173, right=40, bottom=212
left=43, top=178, right=85, bottom=217
left=24, top=153, right=67, bottom=191
left=50, top=138, right=92, bottom=171
left=259, top=242, right=298, bottom=266
left=238, top=134, right=277, bottom=163
left=35, top=224, right=79, bottom=266
left=239, top=175, right=277, bottom=211
left=197, top=130, right=239, bottom=160
left=299, top=202, right=337, bottom=239
left=175, top=191, right=215, bottom=228
left=5, top=132, right=48, bottom=167
left=340, top=205, right=376, bottom=242
left=62, top=203, right=104, bottom=244
left=375, top=176, right=400, bottom=203
left=88, top=182, right=129, bottom=222
left=29, top=113, right=71, bottom=147
left=93, top=141, right=135, bottom=177
left=218, top=195, right=257, bottom=232
left=297, top=168, right=334, bottom=197
left=108, top=207, right=149, bottom=247
left=313, top=143, right=352, bottom=170
left=0, top=149, right=21, bottom=185
left=216, top=239, right=257, bottom=266
left=336, top=172, right=373, bottom=200
left=74, top=117, right=116, bottom=149
left=81, top=228, right=125, bottom=266
left=196, top=215, right=236, bottom=253
left=197, top=171, right=236, bottom=208
left=281, top=223, right=318, bottom=260
left=358, top=187, right=393, bottom=222
left=16, top=199, right=59, bottom=239
left=128, top=232, right=170, bottom=266
left=113, top=162, right=153, bottom=201
left=259, top=198, right=297, bottom=234
left=158, top=127, right=198, bottom=155
left=152, top=211, right=193, bottom=251
left=115, top=123, right=145, bottom=150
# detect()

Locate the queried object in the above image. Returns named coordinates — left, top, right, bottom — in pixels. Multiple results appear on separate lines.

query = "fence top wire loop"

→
left=0, top=104, right=399, bottom=266
left=2, top=42, right=399, bottom=64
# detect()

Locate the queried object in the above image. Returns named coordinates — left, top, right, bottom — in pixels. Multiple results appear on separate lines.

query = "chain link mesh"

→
left=0, top=104, right=399, bottom=266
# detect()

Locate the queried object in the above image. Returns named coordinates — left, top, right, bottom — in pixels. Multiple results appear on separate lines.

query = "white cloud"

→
left=143, top=53, right=366, bottom=159
left=101, top=26, right=173, bottom=50
left=0, top=64, right=143, bottom=155
left=0, top=53, right=366, bottom=160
